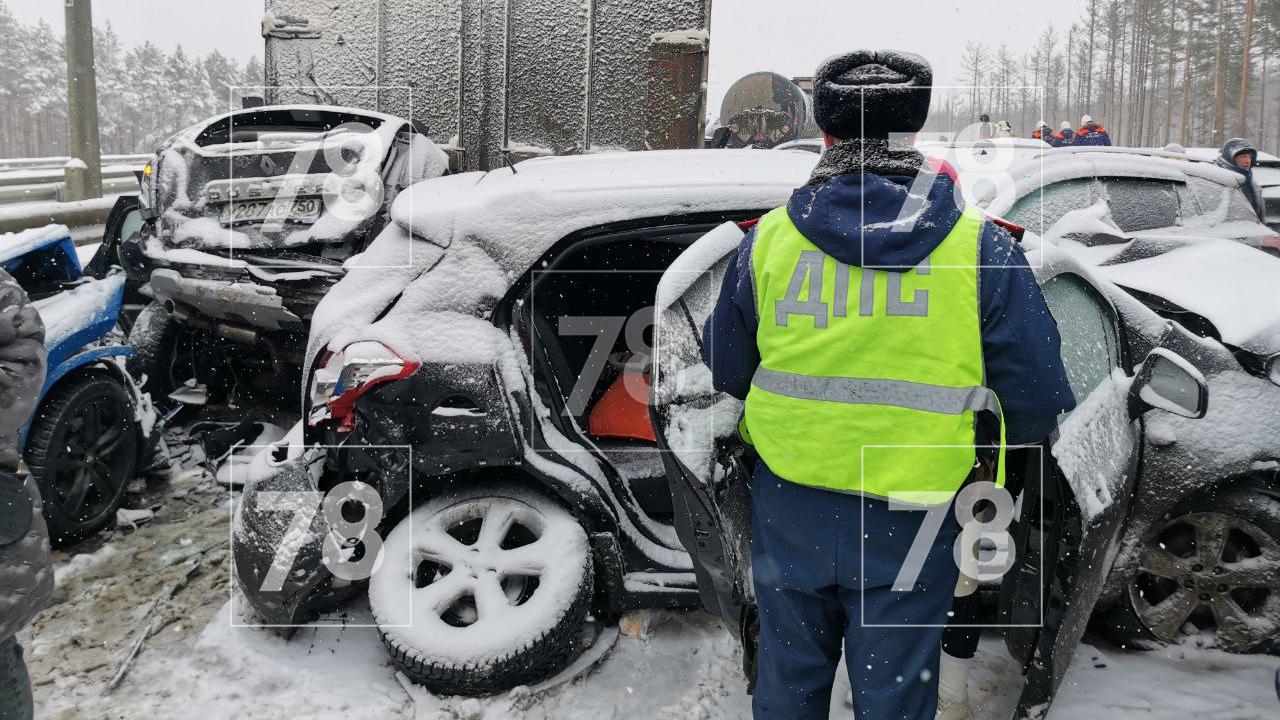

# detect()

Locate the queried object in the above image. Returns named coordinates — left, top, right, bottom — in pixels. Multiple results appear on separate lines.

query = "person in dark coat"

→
left=1215, top=137, right=1264, bottom=219
left=0, top=269, right=49, bottom=720
left=702, top=50, right=1075, bottom=720
left=1074, top=114, right=1112, bottom=146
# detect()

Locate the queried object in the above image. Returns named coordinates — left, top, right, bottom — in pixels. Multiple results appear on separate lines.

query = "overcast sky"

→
left=10, top=0, right=263, bottom=61
left=13, top=0, right=1054, bottom=108
left=707, top=2, right=1056, bottom=114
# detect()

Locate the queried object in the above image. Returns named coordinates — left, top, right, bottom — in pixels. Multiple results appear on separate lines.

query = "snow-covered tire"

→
left=369, top=484, right=594, bottom=695
left=1108, top=485, right=1280, bottom=654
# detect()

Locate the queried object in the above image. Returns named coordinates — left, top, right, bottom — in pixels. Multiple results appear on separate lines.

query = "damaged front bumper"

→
left=121, top=230, right=340, bottom=332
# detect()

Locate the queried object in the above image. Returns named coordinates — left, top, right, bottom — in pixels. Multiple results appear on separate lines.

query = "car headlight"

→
left=308, top=341, right=419, bottom=431
left=1267, top=354, right=1280, bottom=388
left=138, top=159, right=158, bottom=218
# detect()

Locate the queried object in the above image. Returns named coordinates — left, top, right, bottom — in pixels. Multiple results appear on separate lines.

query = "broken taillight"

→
left=308, top=342, right=420, bottom=431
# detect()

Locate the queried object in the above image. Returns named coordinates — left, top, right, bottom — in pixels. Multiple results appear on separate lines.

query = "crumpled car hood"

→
left=1093, top=236, right=1280, bottom=354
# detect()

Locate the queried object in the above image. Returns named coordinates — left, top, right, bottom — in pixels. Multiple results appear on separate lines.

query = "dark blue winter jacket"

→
left=1073, top=124, right=1112, bottom=146
left=702, top=171, right=1076, bottom=453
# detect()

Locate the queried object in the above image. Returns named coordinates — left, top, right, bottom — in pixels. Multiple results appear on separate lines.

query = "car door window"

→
left=1039, top=273, right=1121, bottom=407
left=1006, top=179, right=1095, bottom=235
left=1098, top=177, right=1182, bottom=232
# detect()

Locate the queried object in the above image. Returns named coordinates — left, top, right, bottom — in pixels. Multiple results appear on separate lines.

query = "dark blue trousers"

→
left=751, top=470, right=962, bottom=720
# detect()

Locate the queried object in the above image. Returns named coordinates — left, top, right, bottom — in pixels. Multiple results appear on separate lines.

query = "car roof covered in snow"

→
left=969, top=146, right=1247, bottom=216
left=918, top=137, right=1049, bottom=152
left=389, top=149, right=817, bottom=276
left=1182, top=146, right=1280, bottom=166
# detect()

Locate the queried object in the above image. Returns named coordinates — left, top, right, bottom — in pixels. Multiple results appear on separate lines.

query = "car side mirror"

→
left=1128, top=347, right=1208, bottom=419
left=1265, top=354, right=1280, bottom=387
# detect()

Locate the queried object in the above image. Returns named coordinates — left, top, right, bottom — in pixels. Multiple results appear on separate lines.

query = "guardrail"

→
left=0, top=154, right=150, bottom=171
left=0, top=195, right=123, bottom=236
left=0, top=174, right=140, bottom=205
left=0, top=156, right=143, bottom=208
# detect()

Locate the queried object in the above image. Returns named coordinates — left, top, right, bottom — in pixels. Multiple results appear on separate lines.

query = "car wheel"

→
left=1111, top=486, right=1280, bottom=653
left=25, top=373, right=141, bottom=547
left=369, top=484, right=594, bottom=696
left=126, top=300, right=181, bottom=400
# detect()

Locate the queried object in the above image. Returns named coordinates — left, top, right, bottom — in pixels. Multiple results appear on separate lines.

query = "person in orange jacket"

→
left=1074, top=114, right=1112, bottom=146
left=1031, top=120, right=1053, bottom=144
left=1051, top=121, right=1075, bottom=147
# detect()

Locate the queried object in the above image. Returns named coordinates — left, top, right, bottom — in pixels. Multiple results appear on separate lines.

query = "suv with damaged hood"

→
left=102, top=105, right=448, bottom=403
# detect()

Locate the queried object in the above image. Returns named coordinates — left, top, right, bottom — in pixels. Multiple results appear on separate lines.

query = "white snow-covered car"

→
left=228, top=149, right=1262, bottom=716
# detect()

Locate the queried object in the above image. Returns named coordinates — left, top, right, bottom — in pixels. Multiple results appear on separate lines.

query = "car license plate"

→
left=218, top=197, right=321, bottom=226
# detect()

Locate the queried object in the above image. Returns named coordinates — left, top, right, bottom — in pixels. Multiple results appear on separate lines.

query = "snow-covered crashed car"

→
left=109, top=105, right=448, bottom=402
left=966, top=144, right=1280, bottom=655
left=3, top=225, right=157, bottom=546
left=233, top=150, right=818, bottom=695
left=653, top=224, right=1216, bottom=717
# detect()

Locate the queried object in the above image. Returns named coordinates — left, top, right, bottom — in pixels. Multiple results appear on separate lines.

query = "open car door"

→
left=650, top=221, right=761, bottom=680
left=995, top=267, right=1147, bottom=717
left=999, top=255, right=1210, bottom=718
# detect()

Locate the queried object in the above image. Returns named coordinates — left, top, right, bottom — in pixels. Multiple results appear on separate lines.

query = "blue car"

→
left=3, top=225, right=157, bottom=546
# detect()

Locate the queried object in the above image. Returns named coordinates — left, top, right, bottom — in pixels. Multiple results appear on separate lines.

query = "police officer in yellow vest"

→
left=702, top=50, right=1075, bottom=719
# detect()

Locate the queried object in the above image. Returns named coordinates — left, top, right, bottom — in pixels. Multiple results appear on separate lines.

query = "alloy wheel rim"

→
left=50, top=393, right=133, bottom=523
left=1130, top=511, right=1280, bottom=651
left=410, top=497, right=557, bottom=630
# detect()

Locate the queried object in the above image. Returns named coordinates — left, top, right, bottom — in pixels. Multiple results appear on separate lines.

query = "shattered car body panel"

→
left=1091, top=237, right=1280, bottom=356
left=142, top=105, right=447, bottom=252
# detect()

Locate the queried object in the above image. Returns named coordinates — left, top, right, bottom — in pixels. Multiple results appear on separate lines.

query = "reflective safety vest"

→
left=742, top=205, right=1005, bottom=502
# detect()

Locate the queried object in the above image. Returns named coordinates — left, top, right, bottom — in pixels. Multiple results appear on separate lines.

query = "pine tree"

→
left=204, top=50, right=242, bottom=116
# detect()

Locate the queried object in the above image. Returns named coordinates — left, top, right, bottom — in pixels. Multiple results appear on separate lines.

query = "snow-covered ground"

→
left=19, top=421, right=1280, bottom=719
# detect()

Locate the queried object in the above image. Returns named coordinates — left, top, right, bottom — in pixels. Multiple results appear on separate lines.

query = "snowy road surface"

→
left=21, top=427, right=1279, bottom=719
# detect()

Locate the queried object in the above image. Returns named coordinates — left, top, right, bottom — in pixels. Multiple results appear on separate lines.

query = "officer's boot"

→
left=934, top=652, right=973, bottom=720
